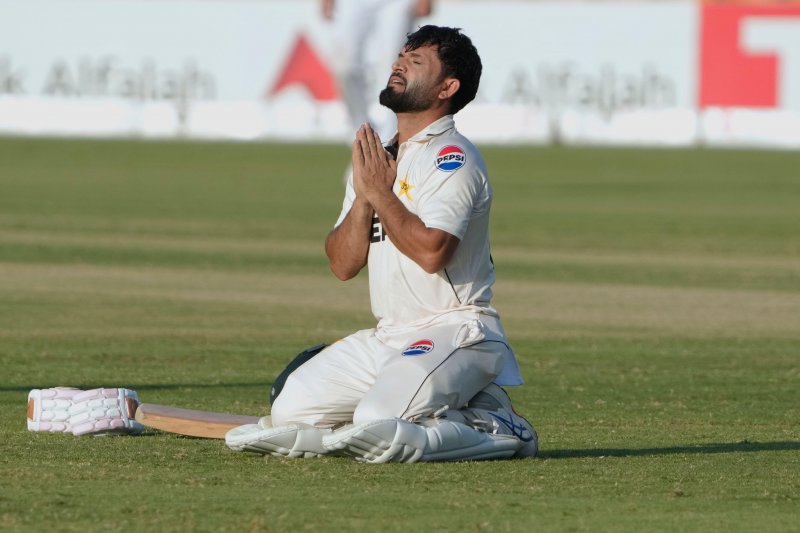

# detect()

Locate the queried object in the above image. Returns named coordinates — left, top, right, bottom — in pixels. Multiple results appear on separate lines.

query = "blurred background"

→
left=1, top=0, right=799, bottom=149
left=1, top=7, right=798, bottom=528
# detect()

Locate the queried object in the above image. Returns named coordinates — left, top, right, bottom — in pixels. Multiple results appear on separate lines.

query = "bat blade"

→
left=134, top=403, right=261, bottom=439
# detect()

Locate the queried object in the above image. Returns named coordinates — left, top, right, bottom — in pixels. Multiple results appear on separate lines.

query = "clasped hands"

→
left=351, top=123, right=397, bottom=206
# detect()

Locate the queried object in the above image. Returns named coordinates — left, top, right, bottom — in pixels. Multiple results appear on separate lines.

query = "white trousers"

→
left=328, top=0, right=418, bottom=140
left=270, top=319, right=510, bottom=428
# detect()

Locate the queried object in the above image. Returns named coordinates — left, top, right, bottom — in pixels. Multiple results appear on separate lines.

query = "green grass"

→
left=1, top=137, right=798, bottom=532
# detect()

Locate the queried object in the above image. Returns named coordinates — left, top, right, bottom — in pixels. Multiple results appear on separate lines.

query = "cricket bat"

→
left=134, top=403, right=261, bottom=439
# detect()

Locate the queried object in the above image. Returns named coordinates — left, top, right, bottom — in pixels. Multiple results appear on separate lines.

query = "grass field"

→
left=0, top=137, right=798, bottom=532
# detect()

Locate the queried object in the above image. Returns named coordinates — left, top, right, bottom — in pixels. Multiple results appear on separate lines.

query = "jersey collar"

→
left=406, top=115, right=455, bottom=143
left=392, top=115, right=456, bottom=160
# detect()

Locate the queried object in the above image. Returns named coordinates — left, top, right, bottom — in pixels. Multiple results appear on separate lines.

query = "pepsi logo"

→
left=402, top=339, right=434, bottom=356
left=435, top=145, right=466, bottom=172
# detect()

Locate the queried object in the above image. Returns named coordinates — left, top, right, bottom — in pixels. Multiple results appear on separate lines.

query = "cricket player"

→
left=322, top=0, right=433, bottom=141
left=226, top=25, right=537, bottom=463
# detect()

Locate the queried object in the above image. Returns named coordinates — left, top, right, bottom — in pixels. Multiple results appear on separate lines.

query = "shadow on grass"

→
left=0, top=382, right=271, bottom=394
left=542, top=441, right=800, bottom=458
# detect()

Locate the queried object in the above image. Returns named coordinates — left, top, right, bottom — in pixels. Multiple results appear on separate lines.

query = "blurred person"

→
left=321, top=0, right=433, bottom=141
left=226, top=25, right=537, bottom=463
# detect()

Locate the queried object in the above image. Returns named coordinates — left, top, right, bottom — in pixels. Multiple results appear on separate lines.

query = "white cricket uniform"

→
left=270, top=115, right=523, bottom=428
left=327, top=0, right=420, bottom=140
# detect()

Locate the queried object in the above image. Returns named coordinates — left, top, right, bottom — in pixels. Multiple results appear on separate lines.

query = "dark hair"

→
left=404, top=25, right=482, bottom=115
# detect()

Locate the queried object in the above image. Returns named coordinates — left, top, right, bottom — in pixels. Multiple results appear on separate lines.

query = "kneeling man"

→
left=226, top=25, right=537, bottom=463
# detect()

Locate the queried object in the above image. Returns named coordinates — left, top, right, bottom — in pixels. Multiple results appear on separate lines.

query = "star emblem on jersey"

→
left=435, top=145, right=466, bottom=172
left=397, top=178, right=413, bottom=200
left=402, top=339, right=434, bottom=356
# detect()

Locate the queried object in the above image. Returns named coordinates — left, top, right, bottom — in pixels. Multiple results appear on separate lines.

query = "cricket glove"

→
left=27, top=387, right=144, bottom=436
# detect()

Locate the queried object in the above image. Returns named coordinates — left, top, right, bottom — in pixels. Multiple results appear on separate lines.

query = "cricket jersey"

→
left=335, top=115, right=523, bottom=386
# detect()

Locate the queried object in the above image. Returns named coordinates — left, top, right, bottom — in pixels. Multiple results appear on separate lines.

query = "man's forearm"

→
left=368, top=189, right=457, bottom=274
left=325, top=199, right=373, bottom=280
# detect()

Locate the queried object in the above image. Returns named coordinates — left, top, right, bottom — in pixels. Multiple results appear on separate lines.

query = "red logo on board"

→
left=268, top=34, right=339, bottom=101
left=699, top=5, right=800, bottom=108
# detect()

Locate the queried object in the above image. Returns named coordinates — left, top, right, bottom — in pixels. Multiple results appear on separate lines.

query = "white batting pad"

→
left=323, top=419, right=426, bottom=463
left=225, top=421, right=329, bottom=458
left=27, top=387, right=144, bottom=436
left=322, top=418, right=520, bottom=463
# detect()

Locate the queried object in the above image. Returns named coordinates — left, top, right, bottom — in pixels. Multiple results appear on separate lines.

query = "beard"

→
left=379, top=77, right=435, bottom=113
